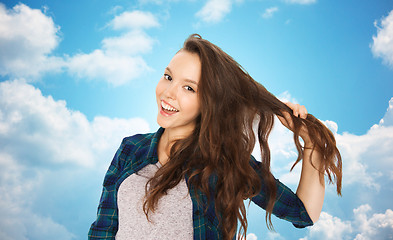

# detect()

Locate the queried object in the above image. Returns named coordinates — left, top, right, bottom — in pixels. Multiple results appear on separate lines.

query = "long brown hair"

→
left=143, top=34, right=342, bottom=239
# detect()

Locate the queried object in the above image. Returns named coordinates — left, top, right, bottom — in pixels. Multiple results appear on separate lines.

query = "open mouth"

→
left=161, top=100, right=179, bottom=115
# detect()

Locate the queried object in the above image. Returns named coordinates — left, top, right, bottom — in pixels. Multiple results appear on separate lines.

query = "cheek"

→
left=182, top=96, right=200, bottom=116
left=156, top=80, right=164, bottom=98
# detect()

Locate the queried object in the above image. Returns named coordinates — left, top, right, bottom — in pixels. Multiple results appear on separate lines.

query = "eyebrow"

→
left=184, top=79, right=198, bottom=86
left=165, top=67, right=198, bottom=86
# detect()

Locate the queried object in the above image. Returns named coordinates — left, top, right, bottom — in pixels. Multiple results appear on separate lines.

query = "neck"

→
left=158, top=126, right=194, bottom=165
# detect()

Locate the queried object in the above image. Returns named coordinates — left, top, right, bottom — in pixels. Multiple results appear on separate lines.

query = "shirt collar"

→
left=146, top=127, right=165, bottom=164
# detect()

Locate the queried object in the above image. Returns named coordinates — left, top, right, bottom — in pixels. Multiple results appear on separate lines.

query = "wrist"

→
left=303, top=143, right=324, bottom=154
left=304, top=142, right=314, bottom=148
left=303, top=139, right=314, bottom=149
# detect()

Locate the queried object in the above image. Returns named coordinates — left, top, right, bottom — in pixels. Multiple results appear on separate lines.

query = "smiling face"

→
left=156, top=50, right=201, bottom=135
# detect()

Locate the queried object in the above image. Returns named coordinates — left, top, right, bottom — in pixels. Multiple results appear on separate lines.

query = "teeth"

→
left=161, top=101, right=179, bottom=112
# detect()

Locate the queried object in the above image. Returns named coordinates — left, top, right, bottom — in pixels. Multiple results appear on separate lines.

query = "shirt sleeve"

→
left=88, top=139, right=128, bottom=239
left=249, top=155, right=313, bottom=228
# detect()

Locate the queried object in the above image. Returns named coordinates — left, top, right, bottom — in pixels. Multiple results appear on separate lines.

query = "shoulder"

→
left=122, top=132, right=155, bottom=147
left=119, top=132, right=156, bottom=156
left=108, top=131, right=156, bottom=172
left=249, top=155, right=261, bottom=169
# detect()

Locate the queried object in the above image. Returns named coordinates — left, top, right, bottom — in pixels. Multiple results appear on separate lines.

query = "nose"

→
left=164, top=81, right=177, bottom=99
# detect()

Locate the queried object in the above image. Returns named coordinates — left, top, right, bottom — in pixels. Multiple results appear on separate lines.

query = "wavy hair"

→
left=143, top=34, right=342, bottom=239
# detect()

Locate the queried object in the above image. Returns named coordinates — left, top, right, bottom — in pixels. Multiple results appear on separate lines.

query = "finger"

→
left=278, top=112, right=294, bottom=130
left=299, top=105, right=308, bottom=119
left=285, top=102, right=296, bottom=111
left=284, top=102, right=298, bottom=116
left=285, top=102, right=295, bottom=108
left=292, top=104, right=300, bottom=117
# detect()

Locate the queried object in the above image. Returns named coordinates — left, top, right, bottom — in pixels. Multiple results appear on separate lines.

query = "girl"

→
left=89, top=34, right=342, bottom=240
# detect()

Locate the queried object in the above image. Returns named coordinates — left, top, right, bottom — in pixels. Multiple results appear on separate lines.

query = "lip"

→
left=160, top=100, right=178, bottom=116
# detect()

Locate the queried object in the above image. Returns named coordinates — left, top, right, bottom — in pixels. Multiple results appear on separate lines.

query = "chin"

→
left=156, top=117, right=169, bottom=129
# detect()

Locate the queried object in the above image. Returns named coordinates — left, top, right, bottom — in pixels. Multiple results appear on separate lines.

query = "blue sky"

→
left=0, top=0, right=392, bottom=239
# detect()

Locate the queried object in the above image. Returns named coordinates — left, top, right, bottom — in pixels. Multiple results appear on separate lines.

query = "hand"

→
left=277, top=102, right=312, bottom=146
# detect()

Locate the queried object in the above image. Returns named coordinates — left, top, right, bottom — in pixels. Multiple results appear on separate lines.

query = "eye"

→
left=164, top=74, right=172, bottom=81
left=184, top=86, right=195, bottom=93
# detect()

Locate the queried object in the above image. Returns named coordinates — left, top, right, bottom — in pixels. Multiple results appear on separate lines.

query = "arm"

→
left=88, top=139, right=128, bottom=239
left=278, top=102, right=325, bottom=223
left=296, top=145, right=324, bottom=222
left=249, top=155, right=313, bottom=228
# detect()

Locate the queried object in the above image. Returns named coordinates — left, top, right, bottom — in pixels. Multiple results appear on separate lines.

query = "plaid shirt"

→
left=88, top=128, right=313, bottom=239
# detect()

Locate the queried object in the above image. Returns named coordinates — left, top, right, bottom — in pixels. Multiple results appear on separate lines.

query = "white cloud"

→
left=196, top=0, right=233, bottom=23
left=262, top=7, right=279, bottom=19
left=102, top=30, right=156, bottom=56
left=0, top=3, right=64, bottom=79
left=277, top=91, right=299, bottom=104
left=300, top=212, right=352, bottom=240
left=336, top=98, right=393, bottom=189
left=375, top=97, right=393, bottom=127
left=240, top=232, right=259, bottom=240
left=0, top=79, right=150, bottom=238
left=321, top=119, right=338, bottom=135
left=247, top=233, right=258, bottom=240
left=0, top=79, right=150, bottom=167
left=0, top=4, right=158, bottom=86
left=0, top=153, right=76, bottom=240
left=371, top=10, right=393, bottom=68
left=66, top=10, right=159, bottom=86
left=284, top=0, right=316, bottom=4
left=138, top=0, right=180, bottom=4
left=301, top=205, right=393, bottom=240
left=267, top=231, right=285, bottom=240
left=353, top=205, right=393, bottom=240
left=110, top=10, right=159, bottom=30
left=67, top=49, right=151, bottom=86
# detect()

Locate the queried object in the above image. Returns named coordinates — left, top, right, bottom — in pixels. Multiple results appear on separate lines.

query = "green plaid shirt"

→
left=88, top=128, right=313, bottom=239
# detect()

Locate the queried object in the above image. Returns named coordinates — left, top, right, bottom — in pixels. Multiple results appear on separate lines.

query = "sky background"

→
left=0, top=0, right=392, bottom=239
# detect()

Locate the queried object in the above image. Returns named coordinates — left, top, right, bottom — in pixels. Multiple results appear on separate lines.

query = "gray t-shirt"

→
left=116, top=163, right=193, bottom=239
